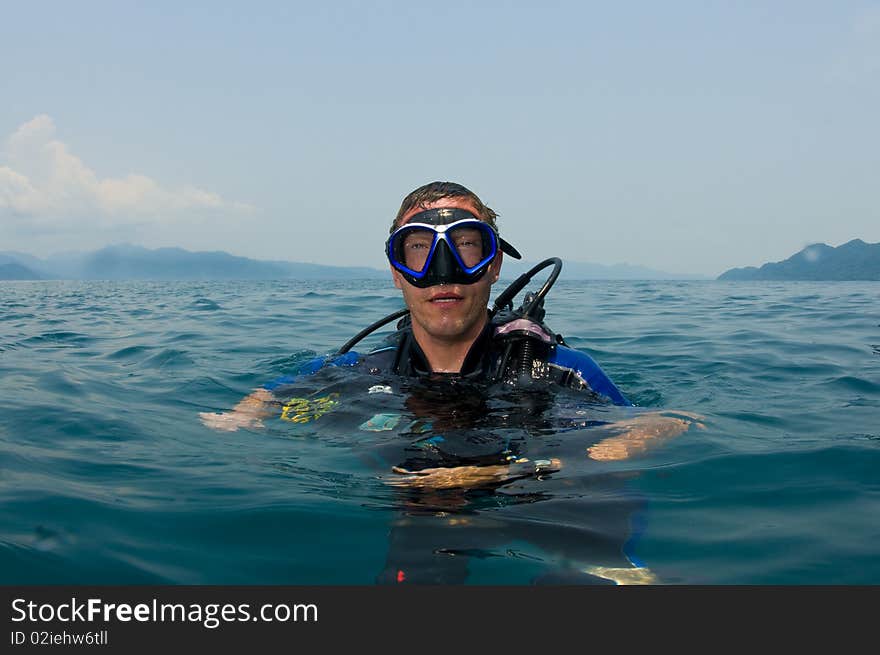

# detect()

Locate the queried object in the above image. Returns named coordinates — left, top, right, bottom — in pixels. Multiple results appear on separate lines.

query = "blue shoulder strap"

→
left=262, top=351, right=360, bottom=392
left=548, top=345, right=632, bottom=406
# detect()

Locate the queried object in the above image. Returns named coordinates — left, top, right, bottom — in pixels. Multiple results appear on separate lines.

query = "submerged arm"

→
left=199, top=387, right=279, bottom=432
left=198, top=353, right=355, bottom=432
left=587, top=411, right=705, bottom=461
left=384, top=457, right=561, bottom=491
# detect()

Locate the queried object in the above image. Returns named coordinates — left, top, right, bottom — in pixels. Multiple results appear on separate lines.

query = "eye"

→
left=453, top=230, right=483, bottom=250
left=402, top=233, right=433, bottom=250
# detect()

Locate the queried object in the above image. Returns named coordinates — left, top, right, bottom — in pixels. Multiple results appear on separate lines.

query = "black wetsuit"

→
left=355, top=315, right=631, bottom=405
left=265, top=315, right=643, bottom=584
left=355, top=320, right=643, bottom=585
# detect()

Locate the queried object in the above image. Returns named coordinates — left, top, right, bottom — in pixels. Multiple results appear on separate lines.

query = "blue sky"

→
left=1, top=1, right=878, bottom=276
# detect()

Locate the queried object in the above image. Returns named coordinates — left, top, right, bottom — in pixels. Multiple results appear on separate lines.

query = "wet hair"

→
left=391, top=181, right=499, bottom=233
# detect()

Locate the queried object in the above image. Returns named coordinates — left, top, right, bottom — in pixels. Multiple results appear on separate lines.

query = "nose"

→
left=430, top=238, right=456, bottom=280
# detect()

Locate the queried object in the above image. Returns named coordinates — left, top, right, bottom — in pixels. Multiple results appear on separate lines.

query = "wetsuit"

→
left=267, top=310, right=629, bottom=403
left=343, top=313, right=630, bottom=405
left=265, top=313, right=643, bottom=584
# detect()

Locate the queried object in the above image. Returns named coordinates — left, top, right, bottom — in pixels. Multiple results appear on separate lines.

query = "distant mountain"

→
left=718, top=239, right=880, bottom=281
left=1, top=244, right=707, bottom=281
left=501, top=258, right=707, bottom=280
left=0, top=245, right=387, bottom=281
left=0, top=260, right=42, bottom=280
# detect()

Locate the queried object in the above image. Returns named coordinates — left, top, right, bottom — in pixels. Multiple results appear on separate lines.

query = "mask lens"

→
left=398, top=227, right=435, bottom=273
left=449, top=223, right=491, bottom=269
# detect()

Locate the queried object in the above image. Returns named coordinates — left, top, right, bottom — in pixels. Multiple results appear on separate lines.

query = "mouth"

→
left=429, top=292, right=463, bottom=304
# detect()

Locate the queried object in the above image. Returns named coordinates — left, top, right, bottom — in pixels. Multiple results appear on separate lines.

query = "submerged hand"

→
left=386, top=458, right=561, bottom=490
left=199, top=388, right=277, bottom=432
left=587, top=411, right=705, bottom=462
left=199, top=411, right=265, bottom=432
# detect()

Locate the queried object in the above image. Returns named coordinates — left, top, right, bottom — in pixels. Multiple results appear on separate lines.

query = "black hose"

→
left=518, top=337, right=534, bottom=378
left=333, top=307, right=409, bottom=356
left=491, top=257, right=562, bottom=318
left=334, top=257, right=563, bottom=356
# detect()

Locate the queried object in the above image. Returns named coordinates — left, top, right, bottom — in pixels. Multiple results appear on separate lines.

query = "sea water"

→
left=0, top=279, right=877, bottom=584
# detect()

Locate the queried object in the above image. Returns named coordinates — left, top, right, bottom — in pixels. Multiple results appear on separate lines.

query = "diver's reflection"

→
left=372, top=381, right=653, bottom=585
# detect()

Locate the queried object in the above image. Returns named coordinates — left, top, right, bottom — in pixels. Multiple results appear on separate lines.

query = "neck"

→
left=411, top=314, right=488, bottom=373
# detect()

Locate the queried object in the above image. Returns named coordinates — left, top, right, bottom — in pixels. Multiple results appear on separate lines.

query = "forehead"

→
left=400, top=198, right=482, bottom=226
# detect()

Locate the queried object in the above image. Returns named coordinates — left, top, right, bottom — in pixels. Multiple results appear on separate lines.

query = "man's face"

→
left=390, top=198, right=502, bottom=344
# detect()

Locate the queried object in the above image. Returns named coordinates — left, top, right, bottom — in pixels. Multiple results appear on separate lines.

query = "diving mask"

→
left=386, top=208, right=521, bottom=288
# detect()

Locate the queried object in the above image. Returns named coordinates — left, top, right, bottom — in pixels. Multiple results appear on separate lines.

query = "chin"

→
left=422, top=320, right=466, bottom=338
left=427, top=313, right=485, bottom=339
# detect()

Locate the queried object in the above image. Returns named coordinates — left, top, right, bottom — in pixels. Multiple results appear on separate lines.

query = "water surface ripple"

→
left=1, top=280, right=877, bottom=584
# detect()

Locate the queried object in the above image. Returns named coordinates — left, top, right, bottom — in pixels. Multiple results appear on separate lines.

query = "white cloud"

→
left=0, top=114, right=253, bottom=228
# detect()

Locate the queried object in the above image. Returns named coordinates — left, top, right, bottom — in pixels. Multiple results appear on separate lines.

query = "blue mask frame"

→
left=386, top=208, right=522, bottom=288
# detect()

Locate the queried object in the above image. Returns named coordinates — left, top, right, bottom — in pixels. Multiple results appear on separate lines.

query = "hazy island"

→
left=5, top=241, right=877, bottom=282
left=718, top=239, right=880, bottom=281
left=0, top=244, right=706, bottom=281
left=0, top=245, right=387, bottom=281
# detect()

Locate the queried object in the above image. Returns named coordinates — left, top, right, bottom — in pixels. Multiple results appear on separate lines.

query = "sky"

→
left=1, top=1, right=878, bottom=277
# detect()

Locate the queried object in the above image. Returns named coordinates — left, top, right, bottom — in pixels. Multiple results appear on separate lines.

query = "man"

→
left=384, top=181, right=513, bottom=375
left=200, top=181, right=701, bottom=469
left=201, top=181, right=703, bottom=583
